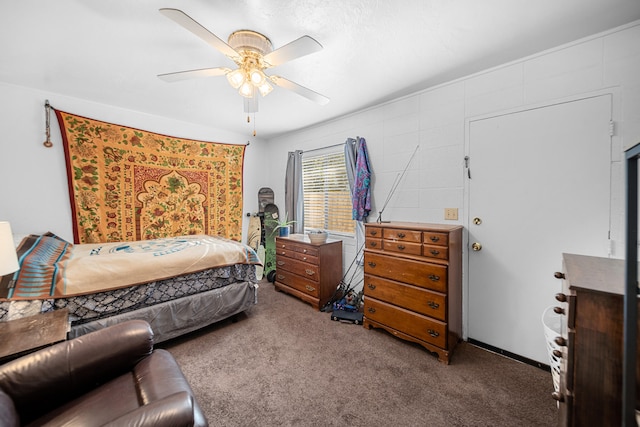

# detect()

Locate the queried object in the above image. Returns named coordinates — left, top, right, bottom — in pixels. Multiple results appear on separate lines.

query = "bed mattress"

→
left=0, top=263, right=256, bottom=324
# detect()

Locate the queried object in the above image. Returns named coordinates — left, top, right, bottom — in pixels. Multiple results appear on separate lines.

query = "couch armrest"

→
left=0, top=319, right=154, bottom=417
left=102, top=391, right=200, bottom=427
left=0, top=389, right=18, bottom=427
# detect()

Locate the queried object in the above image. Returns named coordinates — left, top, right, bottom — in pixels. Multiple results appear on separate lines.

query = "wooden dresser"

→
left=363, top=222, right=462, bottom=364
left=274, top=234, right=342, bottom=310
left=552, top=253, right=639, bottom=426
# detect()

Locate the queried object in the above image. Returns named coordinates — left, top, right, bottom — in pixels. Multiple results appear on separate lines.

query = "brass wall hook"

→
left=43, top=100, right=53, bottom=148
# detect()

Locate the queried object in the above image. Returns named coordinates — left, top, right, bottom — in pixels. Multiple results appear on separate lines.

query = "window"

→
left=302, top=151, right=354, bottom=234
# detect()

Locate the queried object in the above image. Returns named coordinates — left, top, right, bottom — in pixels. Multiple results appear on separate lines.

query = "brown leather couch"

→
left=0, top=319, right=208, bottom=426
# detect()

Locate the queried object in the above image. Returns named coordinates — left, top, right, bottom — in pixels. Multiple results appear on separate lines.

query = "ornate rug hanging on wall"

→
left=54, top=110, right=245, bottom=244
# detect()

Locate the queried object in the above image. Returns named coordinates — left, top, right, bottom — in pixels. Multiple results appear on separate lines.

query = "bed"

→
left=0, top=233, right=260, bottom=343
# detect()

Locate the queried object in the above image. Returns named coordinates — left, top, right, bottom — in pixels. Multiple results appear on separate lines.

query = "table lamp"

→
left=0, top=221, right=20, bottom=277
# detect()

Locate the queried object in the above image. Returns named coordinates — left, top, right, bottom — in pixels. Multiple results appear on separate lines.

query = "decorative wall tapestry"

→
left=54, top=110, right=245, bottom=244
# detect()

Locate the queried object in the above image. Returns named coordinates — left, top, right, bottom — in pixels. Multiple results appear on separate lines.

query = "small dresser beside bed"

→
left=0, top=232, right=261, bottom=343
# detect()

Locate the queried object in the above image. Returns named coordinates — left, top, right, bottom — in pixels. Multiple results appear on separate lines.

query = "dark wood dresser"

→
left=553, top=253, right=639, bottom=426
left=274, top=235, right=342, bottom=310
left=363, top=222, right=462, bottom=364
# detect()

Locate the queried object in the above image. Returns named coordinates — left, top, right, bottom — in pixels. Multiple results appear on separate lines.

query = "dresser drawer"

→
left=423, top=231, right=448, bottom=246
left=364, top=274, right=446, bottom=321
left=275, top=270, right=319, bottom=297
left=277, top=240, right=319, bottom=258
left=382, top=228, right=422, bottom=243
left=276, top=249, right=318, bottom=265
left=276, top=257, right=319, bottom=282
left=366, top=227, right=382, bottom=238
left=382, top=240, right=422, bottom=256
left=290, top=251, right=318, bottom=264
left=365, top=237, right=382, bottom=250
left=423, top=244, right=448, bottom=261
left=365, top=298, right=447, bottom=348
left=364, top=252, right=447, bottom=293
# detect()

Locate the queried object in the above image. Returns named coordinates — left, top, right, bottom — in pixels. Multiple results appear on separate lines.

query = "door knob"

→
left=473, top=217, right=482, bottom=225
left=471, top=242, right=482, bottom=251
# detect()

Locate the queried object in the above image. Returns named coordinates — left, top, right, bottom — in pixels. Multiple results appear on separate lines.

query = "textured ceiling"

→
left=2, top=0, right=640, bottom=139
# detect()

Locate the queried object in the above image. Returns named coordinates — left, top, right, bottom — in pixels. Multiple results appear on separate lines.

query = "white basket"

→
left=542, top=305, right=563, bottom=392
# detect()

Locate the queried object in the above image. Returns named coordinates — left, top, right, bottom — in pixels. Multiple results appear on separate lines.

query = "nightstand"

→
left=274, top=234, right=342, bottom=310
left=0, top=309, right=70, bottom=362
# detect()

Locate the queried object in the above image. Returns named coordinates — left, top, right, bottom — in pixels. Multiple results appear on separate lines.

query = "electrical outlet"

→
left=444, top=208, right=458, bottom=220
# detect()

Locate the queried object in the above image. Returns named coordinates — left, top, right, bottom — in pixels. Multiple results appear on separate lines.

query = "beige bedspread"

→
left=2, top=234, right=260, bottom=300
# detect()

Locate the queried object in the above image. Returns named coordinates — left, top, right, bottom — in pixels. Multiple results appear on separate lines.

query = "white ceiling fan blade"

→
left=159, top=8, right=241, bottom=62
left=269, top=75, right=329, bottom=105
left=263, top=36, right=322, bottom=67
left=158, top=67, right=231, bottom=82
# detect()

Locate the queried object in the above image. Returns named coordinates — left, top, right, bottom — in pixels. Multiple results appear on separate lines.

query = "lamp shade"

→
left=0, top=221, right=19, bottom=276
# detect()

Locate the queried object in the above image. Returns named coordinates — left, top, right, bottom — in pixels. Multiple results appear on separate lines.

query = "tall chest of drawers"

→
left=552, top=253, right=639, bottom=426
left=274, top=235, right=342, bottom=310
left=363, top=222, right=462, bottom=364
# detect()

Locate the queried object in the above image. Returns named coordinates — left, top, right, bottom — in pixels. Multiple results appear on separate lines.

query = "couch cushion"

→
left=25, top=350, right=207, bottom=427
left=26, top=373, right=140, bottom=426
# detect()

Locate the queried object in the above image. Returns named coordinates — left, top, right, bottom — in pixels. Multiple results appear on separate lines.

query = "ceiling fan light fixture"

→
left=226, top=69, right=245, bottom=89
left=258, top=81, right=273, bottom=97
left=249, top=68, right=266, bottom=86
left=239, top=81, right=254, bottom=98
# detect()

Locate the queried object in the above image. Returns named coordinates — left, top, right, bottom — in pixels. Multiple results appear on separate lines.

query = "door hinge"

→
left=609, top=120, right=615, bottom=137
left=464, top=156, right=471, bottom=179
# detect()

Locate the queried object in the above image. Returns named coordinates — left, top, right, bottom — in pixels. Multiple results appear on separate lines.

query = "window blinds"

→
left=302, top=151, right=354, bottom=234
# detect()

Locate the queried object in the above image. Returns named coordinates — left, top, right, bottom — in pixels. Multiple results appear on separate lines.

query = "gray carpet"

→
left=160, top=280, right=557, bottom=426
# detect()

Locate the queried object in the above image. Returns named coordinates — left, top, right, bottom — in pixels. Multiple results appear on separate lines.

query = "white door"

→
left=467, top=94, right=612, bottom=364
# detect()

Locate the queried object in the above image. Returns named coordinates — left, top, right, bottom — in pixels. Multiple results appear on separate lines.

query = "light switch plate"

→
left=444, top=208, right=458, bottom=220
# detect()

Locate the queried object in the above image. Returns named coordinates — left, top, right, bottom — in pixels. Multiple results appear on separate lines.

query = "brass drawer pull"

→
left=280, top=251, right=286, bottom=255
left=554, top=336, right=567, bottom=347
left=302, top=256, right=307, bottom=261
left=281, top=244, right=286, bottom=248
left=552, top=350, right=562, bottom=358
left=367, top=283, right=376, bottom=290
left=305, top=285, right=316, bottom=292
left=277, top=261, right=285, bottom=266
left=427, top=329, right=439, bottom=338
left=430, top=249, right=440, bottom=256
left=277, top=274, right=285, bottom=281
left=397, top=244, right=405, bottom=250
left=369, top=241, right=377, bottom=247
left=305, top=269, right=315, bottom=276
left=370, top=230, right=377, bottom=236
left=428, top=274, right=440, bottom=282
left=367, top=307, right=376, bottom=313
left=551, top=391, right=564, bottom=402
left=430, top=236, right=440, bottom=242
left=427, top=301, right=439, bottom=309
left=367, top=262, right=376, bottom=268
left=397, top=232, right=405, bottom=238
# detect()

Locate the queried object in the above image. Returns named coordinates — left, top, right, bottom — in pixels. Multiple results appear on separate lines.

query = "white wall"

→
left=266, top=21, right=640, bottom=291
left=0, top=82, right=268, bottom=242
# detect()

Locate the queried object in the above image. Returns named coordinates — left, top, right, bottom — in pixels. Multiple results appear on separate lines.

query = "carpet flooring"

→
left=160, top=280, right=558, bottom=426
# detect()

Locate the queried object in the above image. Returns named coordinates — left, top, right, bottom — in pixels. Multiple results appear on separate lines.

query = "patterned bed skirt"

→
left=0, top=264, right=256, bottom=325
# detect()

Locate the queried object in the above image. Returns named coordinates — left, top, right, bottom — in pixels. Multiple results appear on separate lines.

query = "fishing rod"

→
left=321, top=241, right=365, bottom=312
left=376, top=145, right=420, bottom=223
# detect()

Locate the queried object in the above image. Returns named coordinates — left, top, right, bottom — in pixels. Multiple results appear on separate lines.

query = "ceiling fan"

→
left=158, top=8, right=329, bottom=113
